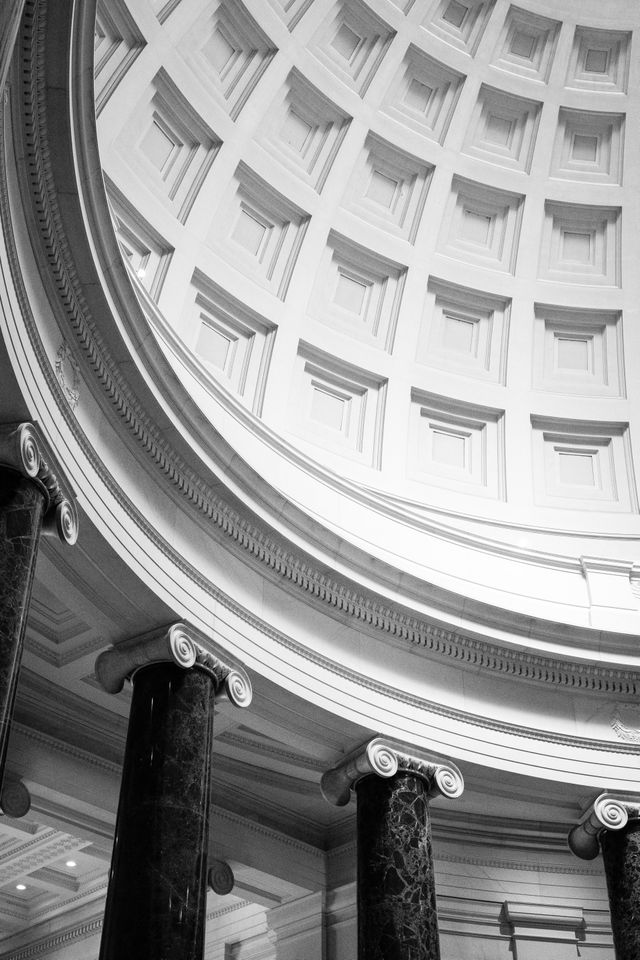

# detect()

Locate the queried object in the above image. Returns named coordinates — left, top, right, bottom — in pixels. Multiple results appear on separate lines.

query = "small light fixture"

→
left=16, top=884, right=26, bottom=891
left=66, top=860, right=77, bottom=868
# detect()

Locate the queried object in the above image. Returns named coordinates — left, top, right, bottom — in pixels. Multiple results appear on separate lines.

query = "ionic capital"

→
left=0, top=778, right=31, bottom=818
left=568, top=793, right=640, bottom=860
left=320, top=737, right=464, bottom=806
left=208, top=859, right=234, bottom=895
left=0, top=422, right=78, bottom=545
left=95, top=622, right=252, bottom=706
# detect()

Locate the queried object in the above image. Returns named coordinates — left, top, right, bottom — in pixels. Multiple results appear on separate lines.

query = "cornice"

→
left=0, top=917, right=103, bottom=960
left=14, top=667, right=128, bottom=757
left=214, top=779, right=328, bottom=848
left=206, top=900, right=254, bottom=923
left=213, top=805, right=325, bottom=859
left=4, top=0, right=640, bottom=745
left=327, top=841, right=601, bottom=876
left=12, top=723, right=121, bottom=774
left=28, top=879, right=107, bottom=923
left=20, top=625, right=640, bottom=763
left=437, top=852, right=602, bottom=876
left=218, top=732, right=326, bottom=771
left=25, top=631, right=106, bottom=668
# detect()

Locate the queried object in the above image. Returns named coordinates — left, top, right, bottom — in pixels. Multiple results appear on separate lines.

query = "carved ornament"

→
left=568, top=792, right=640, bottom=860
left=208, top=859, right=234, bottom=895
left=320, top=736, right=464, bottom=806
left=0, top=422, right=78, bottom=545
left=95, top=622, right=252, bottom=705
left=54, top=341, right=80, bottom=411
left=611, top=706, right=640, bottom=743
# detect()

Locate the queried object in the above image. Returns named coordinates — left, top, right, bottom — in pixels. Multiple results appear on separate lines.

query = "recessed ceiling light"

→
left=65, top=860, right=77, bottom=868
left=16, top=884, right=26, bottom=891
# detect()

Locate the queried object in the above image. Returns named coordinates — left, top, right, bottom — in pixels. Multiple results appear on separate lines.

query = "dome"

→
left=0, top=0, right=639, bottom=955
left=96, top=0, right=640, bottom=646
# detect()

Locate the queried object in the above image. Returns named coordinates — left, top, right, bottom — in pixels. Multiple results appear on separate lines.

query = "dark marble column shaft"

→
left=601, top=819, right=640, bottom=960
left=357, top=771, right=441, bottom=960
left=99, top=662, right=216, bottom=960
left=0, top=469, right=45, bottom=787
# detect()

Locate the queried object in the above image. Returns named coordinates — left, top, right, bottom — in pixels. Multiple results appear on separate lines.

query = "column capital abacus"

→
left=95, top=622, right=253, bottom=706
left=0, top=422, right=78, bottom=545
left=320, top=736, right=464, bottom=806
left=568, top=792, right=640, bottom=860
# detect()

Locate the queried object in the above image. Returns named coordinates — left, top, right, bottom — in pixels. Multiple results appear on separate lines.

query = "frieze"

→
left=14, top=723, right=121, bottom=773
left=219, top=731, right=326, bottom=771
left=213, top=805, right=325, bottom=857
left=0, top=918, right=103, bottom=960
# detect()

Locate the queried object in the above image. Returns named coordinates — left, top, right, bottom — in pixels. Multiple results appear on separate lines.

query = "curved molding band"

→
left=568, top=792, right=640, bottom=860
left=94, top=622, right=253, bottom=705
left=0, top=422, right=78, bottom=545
left=321, top=737, right=464, bottom=806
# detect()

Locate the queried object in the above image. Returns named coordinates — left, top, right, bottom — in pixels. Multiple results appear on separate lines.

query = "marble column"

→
left=95, top=624, right=252, bottom=960
left=322, top=738, right=464, bottom=960
left=569, top=792, right=640, bottom=960
left=0, top=423, right=78, bottom=792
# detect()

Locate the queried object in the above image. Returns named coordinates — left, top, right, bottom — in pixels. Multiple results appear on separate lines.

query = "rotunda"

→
left=0, top=0, right=639, bottom=956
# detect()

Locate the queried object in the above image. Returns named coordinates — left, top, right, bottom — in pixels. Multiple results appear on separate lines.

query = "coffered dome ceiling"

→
left=5, top=0, right=640, bottom=798
left=93, top=0, right=640, bottom=652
